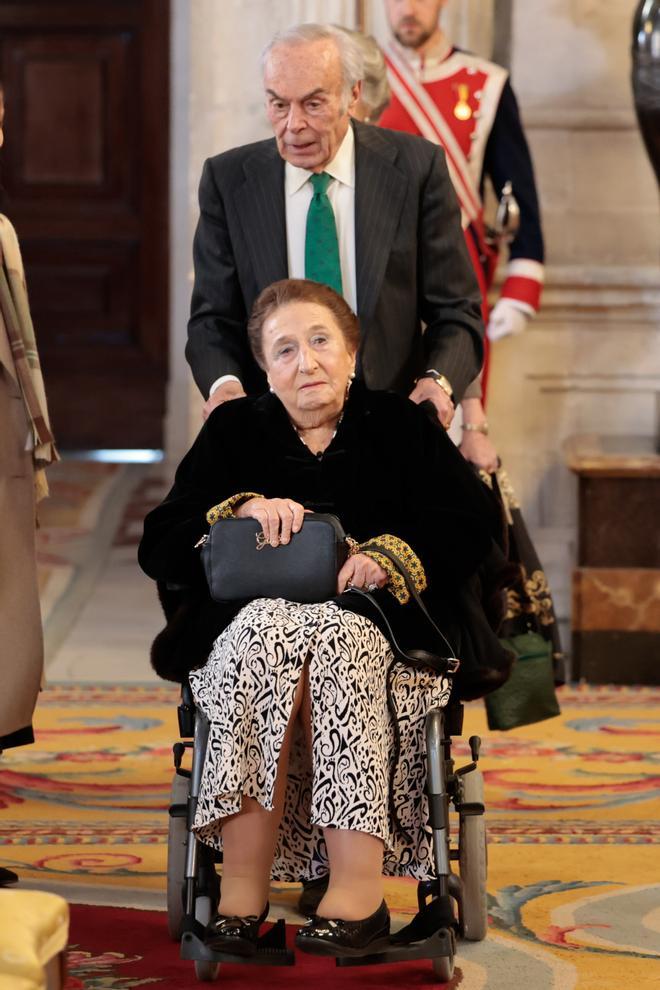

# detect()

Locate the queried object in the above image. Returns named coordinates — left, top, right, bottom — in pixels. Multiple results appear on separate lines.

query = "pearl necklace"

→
left=293, top=415, right=343, bottom=459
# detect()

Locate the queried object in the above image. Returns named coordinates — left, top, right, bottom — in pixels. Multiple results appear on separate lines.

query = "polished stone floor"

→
left=45, top=542, right=161, bottom=683
left=44, top=464, right=167, bottom=684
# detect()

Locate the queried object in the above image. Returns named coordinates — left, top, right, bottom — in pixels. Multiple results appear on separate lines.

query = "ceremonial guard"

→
left=380, top=0, right=544, bottom=384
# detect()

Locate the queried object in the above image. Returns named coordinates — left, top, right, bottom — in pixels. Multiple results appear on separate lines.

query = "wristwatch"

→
left=421, top=370, right=453, bottom=400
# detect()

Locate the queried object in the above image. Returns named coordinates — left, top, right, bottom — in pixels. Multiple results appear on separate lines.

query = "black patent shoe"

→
left=0, top=868, right=18, bottom=888
left=297, top=874, right=329, bottom=916
left=204, top=902, right=269, bottom=957
left=295, top=899, right=390, bottom=957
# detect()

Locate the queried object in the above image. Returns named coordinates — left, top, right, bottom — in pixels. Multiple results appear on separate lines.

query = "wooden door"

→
left=0, top=0, right=169, bottom=448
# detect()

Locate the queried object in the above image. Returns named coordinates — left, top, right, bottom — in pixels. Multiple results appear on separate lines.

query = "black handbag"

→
left=199, top=512, right=348, bottom=604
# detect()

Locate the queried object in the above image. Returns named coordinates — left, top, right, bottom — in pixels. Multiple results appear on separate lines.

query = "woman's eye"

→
left=311, top=335, right=327, bottom=346
left=277, top=346, right=293, bottom=357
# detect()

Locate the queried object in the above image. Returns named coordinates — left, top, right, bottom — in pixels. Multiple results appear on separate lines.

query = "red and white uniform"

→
left=381, top=40, right=544, bottom=346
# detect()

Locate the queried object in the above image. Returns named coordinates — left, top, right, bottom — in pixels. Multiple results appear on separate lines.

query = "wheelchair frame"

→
left=166, top=680, right=487, bottom=983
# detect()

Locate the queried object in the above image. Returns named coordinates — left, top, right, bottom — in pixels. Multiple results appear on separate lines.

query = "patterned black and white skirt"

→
left=190, top=598, right=451, bottom=881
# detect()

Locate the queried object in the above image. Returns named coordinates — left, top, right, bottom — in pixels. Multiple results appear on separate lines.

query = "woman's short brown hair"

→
left=247, top=279, right=360, bottom=369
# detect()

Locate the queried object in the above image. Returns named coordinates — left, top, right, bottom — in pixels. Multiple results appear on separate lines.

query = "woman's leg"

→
left=217, top=669, right=308, bottom=917
left=317, top=828, right=384, bottom=920
left=298, top=671, right=384, bottom=921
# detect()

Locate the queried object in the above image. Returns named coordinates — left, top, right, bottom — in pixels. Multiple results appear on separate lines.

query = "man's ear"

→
left=348, top=81, right=362, bottom=113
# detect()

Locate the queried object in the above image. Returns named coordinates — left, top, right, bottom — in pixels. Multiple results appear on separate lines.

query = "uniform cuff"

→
left=501, top=258, right=544, bottom=313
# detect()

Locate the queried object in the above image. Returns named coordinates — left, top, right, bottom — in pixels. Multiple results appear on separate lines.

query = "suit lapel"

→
left=354, top=121, right=407, bottom=318
left=235, top=142, right=288, bottom=289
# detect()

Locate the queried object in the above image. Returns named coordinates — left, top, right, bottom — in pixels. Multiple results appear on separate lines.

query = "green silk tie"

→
left=304, top=172, right=343, bottom=296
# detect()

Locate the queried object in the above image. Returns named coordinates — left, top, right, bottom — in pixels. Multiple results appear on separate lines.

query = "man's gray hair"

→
left=261, top=23, right=364, bottom=103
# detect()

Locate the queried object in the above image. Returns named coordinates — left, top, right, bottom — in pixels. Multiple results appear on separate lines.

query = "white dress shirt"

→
left=284, top=124, right=357, bottom=313
left=210, top=126, right=357, bottom=397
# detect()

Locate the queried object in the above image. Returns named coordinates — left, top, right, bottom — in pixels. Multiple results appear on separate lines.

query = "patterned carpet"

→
left=1, top=682, right=658, bottom=988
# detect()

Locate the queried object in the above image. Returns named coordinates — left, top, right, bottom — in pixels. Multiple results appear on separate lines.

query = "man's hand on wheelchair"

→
left=203, top=380, right=247, bottom=421
left=408, top=377, right=454, bottom=429
left=234, top=496, right=306, bottom=547
left=337, top=554, right=388, bottom=595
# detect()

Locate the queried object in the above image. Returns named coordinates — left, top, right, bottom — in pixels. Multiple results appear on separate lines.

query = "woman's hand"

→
left=459, top=431, right=499, bottom=473
left=337, top=553, right=389, bottom=594
left=234, top=497, right=306, bottom=547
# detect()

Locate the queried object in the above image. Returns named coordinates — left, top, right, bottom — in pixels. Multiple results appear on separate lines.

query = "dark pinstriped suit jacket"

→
left=186, top=120, right=484, bottom=402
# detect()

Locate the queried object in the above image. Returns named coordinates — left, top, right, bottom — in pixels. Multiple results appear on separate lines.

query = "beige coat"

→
left=0, top=223, right=44, bottom=748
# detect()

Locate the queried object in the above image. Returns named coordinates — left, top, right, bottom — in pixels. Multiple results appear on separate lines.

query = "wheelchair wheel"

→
left=167, top=772, right=189, bottom=940
left=194, top=895, right=220, bottom=982
left=458, top=768, right=488, bottom=941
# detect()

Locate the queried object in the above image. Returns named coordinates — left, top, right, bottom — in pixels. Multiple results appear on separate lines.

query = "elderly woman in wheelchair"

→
left=139, top=278, right=511, bottom=966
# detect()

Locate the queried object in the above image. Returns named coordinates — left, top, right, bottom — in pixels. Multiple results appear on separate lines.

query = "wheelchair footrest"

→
left=181, top=919, right=295, bottom=967
left=336, top=927, right=454, bottom=967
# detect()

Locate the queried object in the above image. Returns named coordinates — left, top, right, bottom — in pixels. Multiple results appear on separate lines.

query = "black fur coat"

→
left=138, top=384, right=514, bottom=698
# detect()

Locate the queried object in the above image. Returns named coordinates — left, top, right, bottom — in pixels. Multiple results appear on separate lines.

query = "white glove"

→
left=487, top=298, right=531, bottom=342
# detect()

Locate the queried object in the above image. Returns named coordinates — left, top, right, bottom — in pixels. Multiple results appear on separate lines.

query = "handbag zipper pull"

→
left=194, top=534, right=209, bottom=549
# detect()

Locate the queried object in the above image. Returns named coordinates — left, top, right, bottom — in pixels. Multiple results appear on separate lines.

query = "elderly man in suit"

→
left=187, top=23, right=484, bottom=429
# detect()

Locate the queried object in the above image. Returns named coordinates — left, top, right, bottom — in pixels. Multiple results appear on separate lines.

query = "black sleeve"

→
left=369, top=399, right=504, bottom=590
left=410, top=410, right=503, bottom=588
left=482, top=79, right=544, bottom=264
left=417, top=144, right=485, bottom=401
left=185, top=158, right=252, bottom=398
left=137, top=408, right=243, bottom=586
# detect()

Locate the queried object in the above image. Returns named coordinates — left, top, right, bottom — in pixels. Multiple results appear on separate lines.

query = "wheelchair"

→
left=165, top=678, right=488, bottom=983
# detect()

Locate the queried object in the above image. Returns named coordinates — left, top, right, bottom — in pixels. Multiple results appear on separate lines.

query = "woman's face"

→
left=261, top=300, right=356, bottom=422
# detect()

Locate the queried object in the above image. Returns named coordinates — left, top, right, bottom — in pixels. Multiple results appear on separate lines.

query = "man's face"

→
left=385, top=0, right=446, bottom=49
left=264, top=39, right=359, bottom=172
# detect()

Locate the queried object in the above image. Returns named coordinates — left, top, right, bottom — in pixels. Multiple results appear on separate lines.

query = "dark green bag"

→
left=485, top=631, right=560, bottom=731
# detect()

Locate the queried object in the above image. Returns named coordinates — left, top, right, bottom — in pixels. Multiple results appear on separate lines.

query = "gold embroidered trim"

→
left=360, top=534, right=427, bottom=605
left=362, top=550, right=407, bottom=602
left=495, top=467, right=520, bottom=524
left=206, top=492, right=264, bottom=525
left=505, top=566, right=555, bottom=626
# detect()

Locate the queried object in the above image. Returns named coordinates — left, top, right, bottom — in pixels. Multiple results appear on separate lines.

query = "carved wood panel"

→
left=0, top=0, right=169, bottom=448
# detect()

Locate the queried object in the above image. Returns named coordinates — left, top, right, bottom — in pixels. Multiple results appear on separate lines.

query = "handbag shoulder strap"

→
left=360, top=540, right=458, bottom=662
left=349, top=585, right=459, bottom=676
